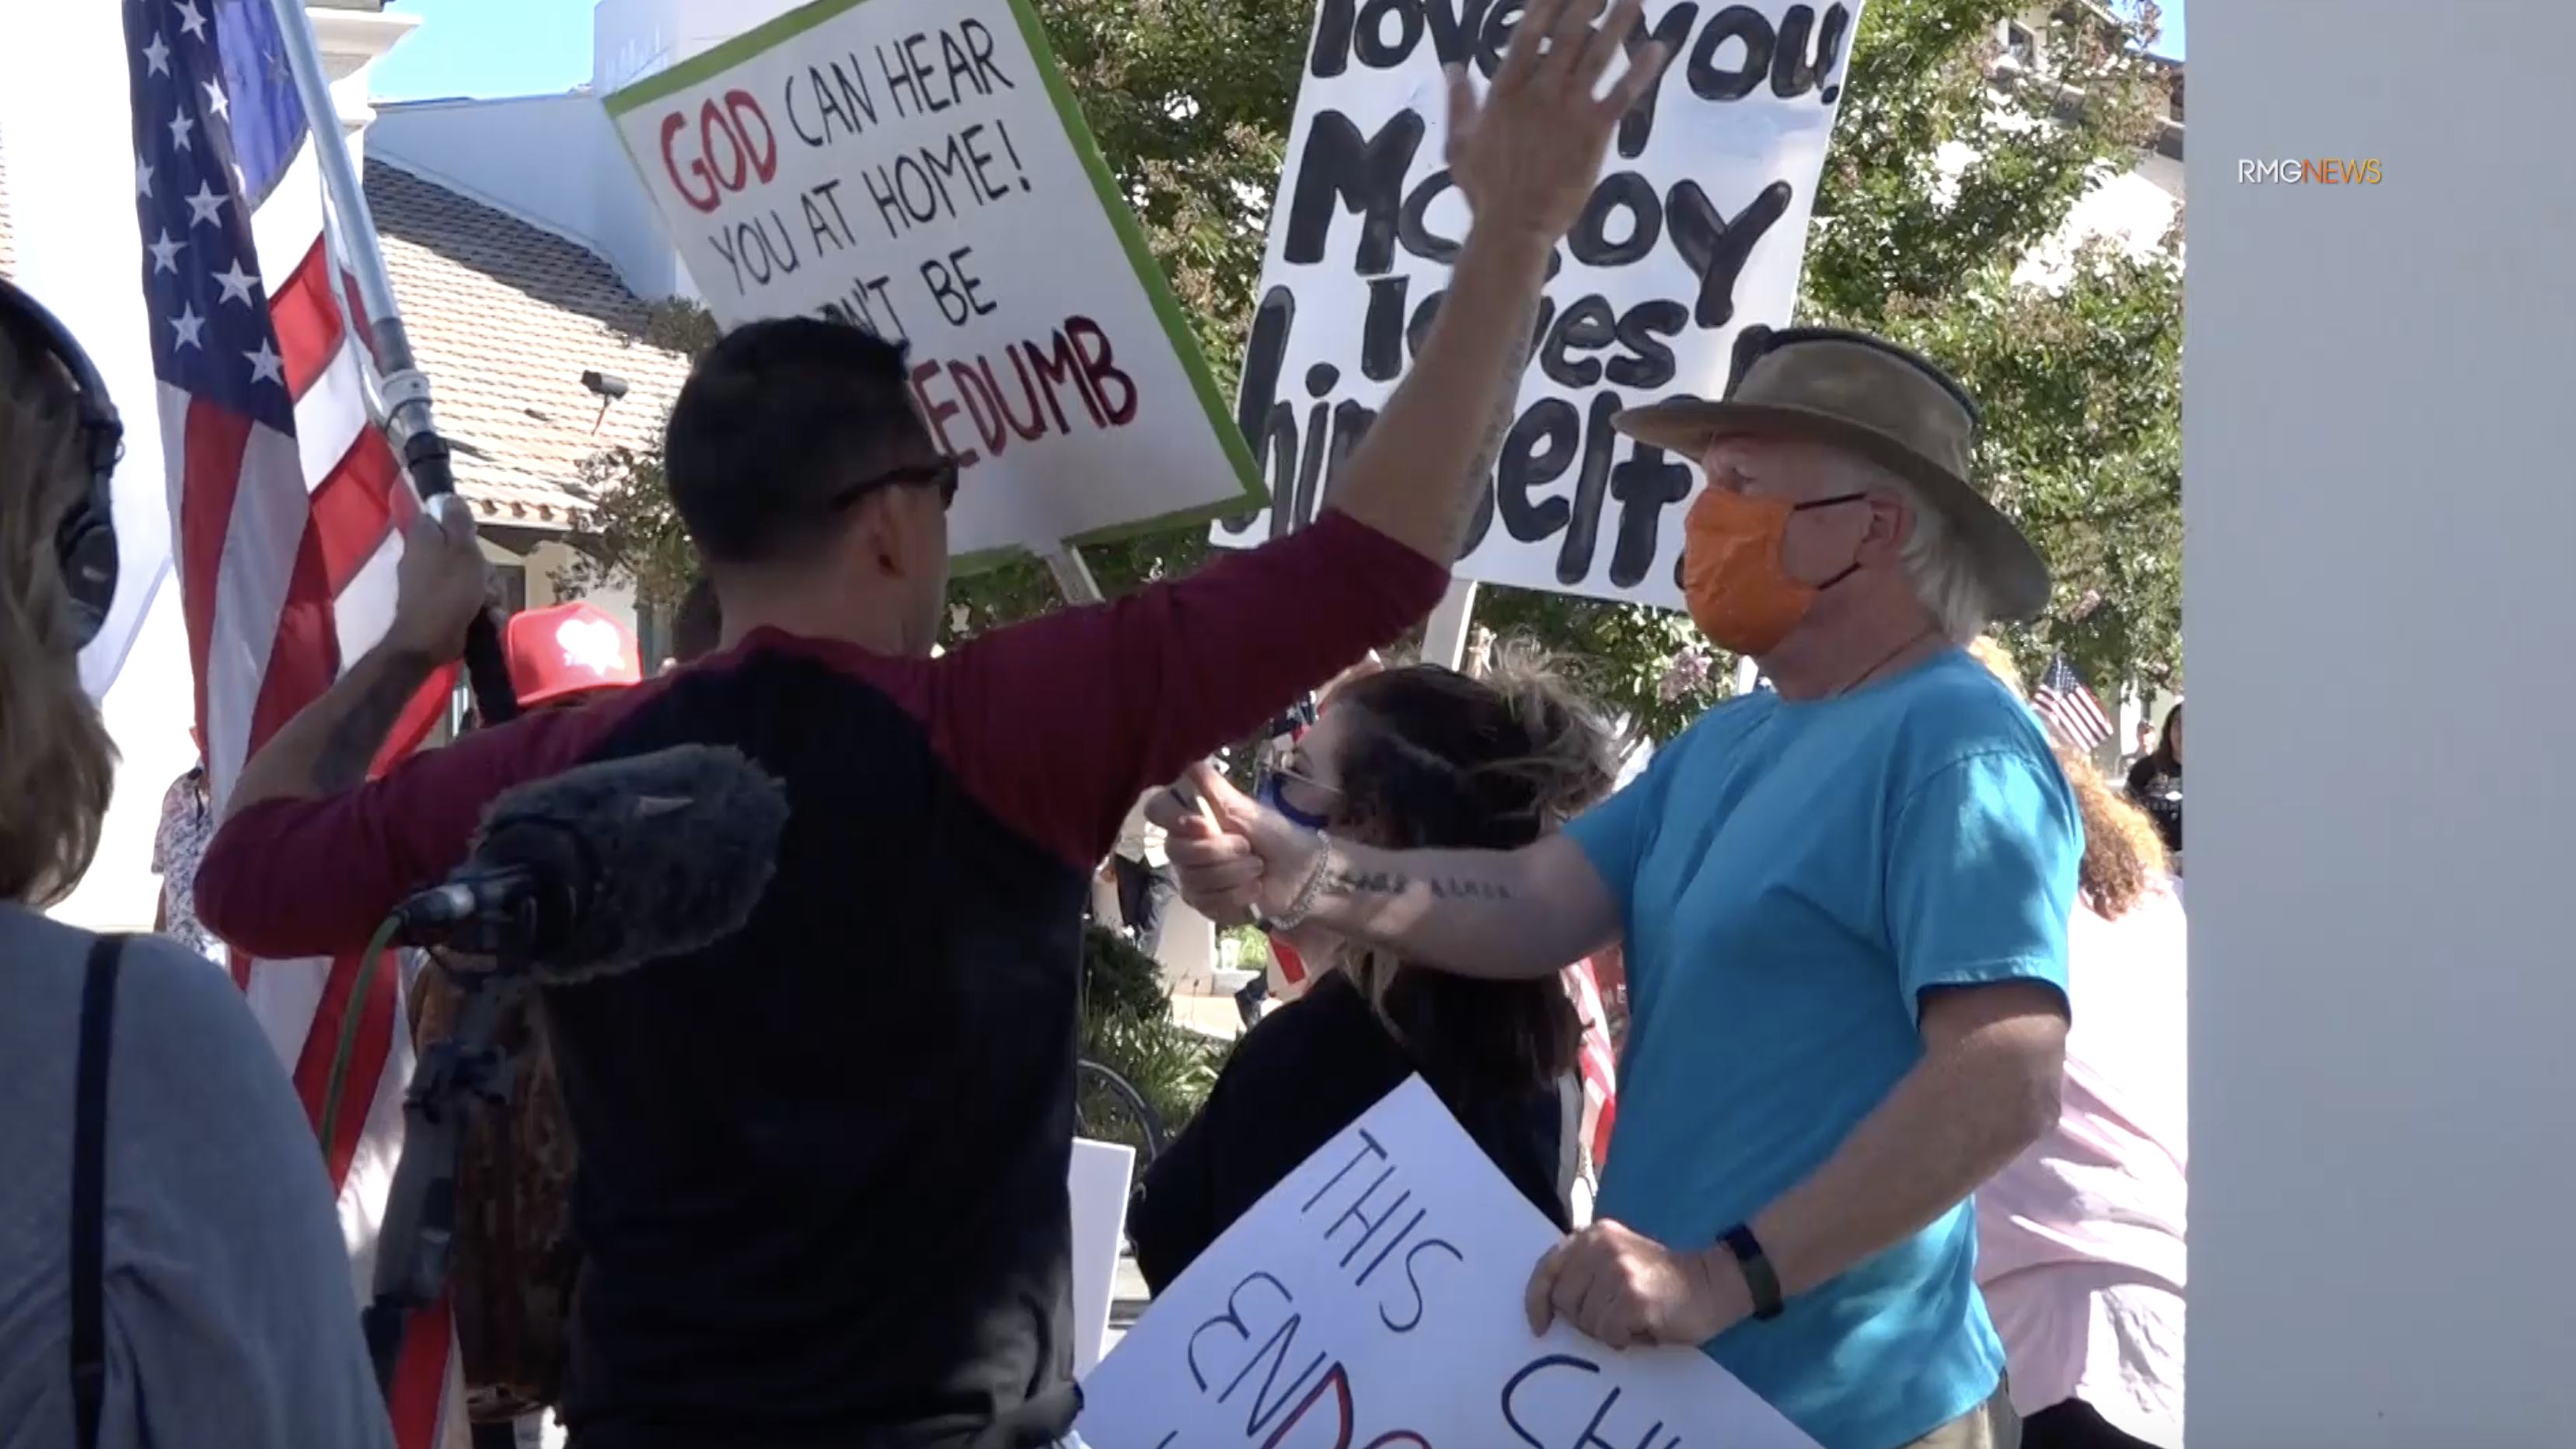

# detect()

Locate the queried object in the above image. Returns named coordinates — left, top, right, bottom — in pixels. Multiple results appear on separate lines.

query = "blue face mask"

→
left=1256, top=772, right=1332, bottom=832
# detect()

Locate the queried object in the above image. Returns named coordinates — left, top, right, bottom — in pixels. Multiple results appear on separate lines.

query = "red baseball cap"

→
left=504, top=602, right=640, bottom=707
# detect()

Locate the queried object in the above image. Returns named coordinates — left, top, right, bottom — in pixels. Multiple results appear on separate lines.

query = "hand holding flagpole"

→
left=264, top=0, right=518, bottom=724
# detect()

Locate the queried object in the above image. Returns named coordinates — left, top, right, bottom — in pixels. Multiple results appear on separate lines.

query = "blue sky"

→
left=372, top=0, right=2182, bottom=102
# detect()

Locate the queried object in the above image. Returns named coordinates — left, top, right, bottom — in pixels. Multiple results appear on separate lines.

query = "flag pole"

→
left=266, top=0, right=520, bottom=724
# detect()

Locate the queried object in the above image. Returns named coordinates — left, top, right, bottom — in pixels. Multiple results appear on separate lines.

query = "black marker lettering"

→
left=1555, top=390, right=1625, bottom=585
left=1396, top=168, right=1460, bottom=264
left=1614, top=2, right=1700, bottom=157
left=1353, top=0, right=1423, bottom=69
left=1608, top=437, right=1694, bottom=588
left=1354, top=1206, right=1427, bottom=1287
left=1359, top=276, right=1409, bottom=382
left=1185, top=1271, right=1293, bottom=1391
left=1282, top=109, right=1427, bottom=272
left=1771, top=4, right=1853, bottom=103
left=1324, top=1164, right=1403, bottom=1252
left=1300, top=1128, right=1391, bottom=1213
left=1667, top=179, right=1792, bottom=329
left=1503, top=1353, right=1604, bottom=1449
left=955, top=19, right=1014, bottom=94
left=1539, top=295, right=1619, bottom=389
left=1221, top=1313, right=1331, bottom=1440
left=1688, top=5, right=1773, bottom=101
left=1496, top=397, right=1579, bottom=543
left=1608, top=300, right=1686, bottom=389
left=1379, top=1234, right=1465, bottom=1333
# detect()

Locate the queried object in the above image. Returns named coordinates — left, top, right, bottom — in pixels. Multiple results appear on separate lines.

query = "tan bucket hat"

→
left=1611, top=326, right=2051, bottom=622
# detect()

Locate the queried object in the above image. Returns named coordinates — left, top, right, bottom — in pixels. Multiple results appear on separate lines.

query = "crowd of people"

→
left=0, top=0, right=2187, bottom=1444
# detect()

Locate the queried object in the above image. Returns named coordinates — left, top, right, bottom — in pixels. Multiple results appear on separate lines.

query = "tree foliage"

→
left=570, top=0, right=2181, bottom=735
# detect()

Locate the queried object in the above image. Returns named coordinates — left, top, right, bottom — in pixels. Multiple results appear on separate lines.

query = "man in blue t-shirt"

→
left=1152, top=327, right=2080, bottom=1449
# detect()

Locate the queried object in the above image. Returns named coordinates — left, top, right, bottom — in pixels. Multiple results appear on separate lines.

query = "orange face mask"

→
left=1679, top=485, right=1868, bottom=656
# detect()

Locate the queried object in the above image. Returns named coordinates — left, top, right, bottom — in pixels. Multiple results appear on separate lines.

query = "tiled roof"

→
left=366, top=159, right=690, bottom=526
left=0, top=137, right=688, bottom=529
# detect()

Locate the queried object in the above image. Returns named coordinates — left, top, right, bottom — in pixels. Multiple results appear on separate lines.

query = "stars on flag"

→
left=246, top=338, right=285, bottom=387
left=212, top=260, right=258, bottom=306
left=131, top=0, right=304, bottom=424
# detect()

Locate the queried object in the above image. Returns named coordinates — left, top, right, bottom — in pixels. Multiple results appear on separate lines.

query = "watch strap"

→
left=1719, top=1223, right=1785, bottom=1322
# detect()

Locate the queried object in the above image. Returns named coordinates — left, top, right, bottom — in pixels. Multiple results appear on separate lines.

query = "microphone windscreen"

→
left=469, top=742, right=791, bottom=981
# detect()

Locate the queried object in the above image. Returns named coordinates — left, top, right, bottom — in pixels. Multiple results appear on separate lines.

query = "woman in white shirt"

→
left=1969, top=640, right=2186, bottom=1449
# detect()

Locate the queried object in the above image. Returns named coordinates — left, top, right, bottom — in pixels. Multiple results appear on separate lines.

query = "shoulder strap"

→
left=71, top=932, right=124, bottom=1449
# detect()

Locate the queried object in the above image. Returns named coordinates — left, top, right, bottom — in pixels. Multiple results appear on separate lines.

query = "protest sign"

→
left=603, top=0, right=1264, bottom=565
left=1075, top=1076, right=1820, bottom=1449
left=1211, top=1, right=1864, bottom=610
left=1069, top=1137, right=1136, bottom=1377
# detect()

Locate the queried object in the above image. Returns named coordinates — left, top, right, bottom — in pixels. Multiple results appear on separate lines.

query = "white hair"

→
left=1831, top=452, right=1992, bottom=642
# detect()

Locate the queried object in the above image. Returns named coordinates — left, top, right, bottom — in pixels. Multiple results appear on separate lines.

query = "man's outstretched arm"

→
left=1305, top=832, right=1621, bottom=979
left=929, top=0, right=1673, bottom=872
left=1150, top=766, right=1623, bottom=981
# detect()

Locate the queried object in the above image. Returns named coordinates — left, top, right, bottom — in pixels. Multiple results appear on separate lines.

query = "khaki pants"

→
left=1894, top=1384, right=2021, bottom=1449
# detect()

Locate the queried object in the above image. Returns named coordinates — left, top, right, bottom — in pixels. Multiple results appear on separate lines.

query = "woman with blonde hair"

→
left=1126, top=646, right=1621, bottom=1290
left=0, top=280, right=393, bottom=1445
left=1967, top=638, right=2187, bottom=1449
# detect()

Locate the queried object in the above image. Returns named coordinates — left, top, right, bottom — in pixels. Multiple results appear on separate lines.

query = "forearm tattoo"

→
left=312, top=651, right=437, bottom=791
left=1448, top=297, right=1543, bottom=556
left=1319, top=864, right=1513, bottom=903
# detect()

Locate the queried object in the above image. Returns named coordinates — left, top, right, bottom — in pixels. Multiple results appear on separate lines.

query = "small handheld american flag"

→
left=2031, top=651, right=2114, bottom=752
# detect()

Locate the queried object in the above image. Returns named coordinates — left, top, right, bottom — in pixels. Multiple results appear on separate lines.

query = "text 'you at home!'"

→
left=654, top=19, right=1146, bottom=468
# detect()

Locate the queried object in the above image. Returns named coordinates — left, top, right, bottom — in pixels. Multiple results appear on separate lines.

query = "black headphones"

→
left=0, top=276, right=124, bottom=649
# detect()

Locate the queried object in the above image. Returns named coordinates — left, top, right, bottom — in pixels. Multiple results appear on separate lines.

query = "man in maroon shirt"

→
left=195, top=5, right=1667, bottom=1444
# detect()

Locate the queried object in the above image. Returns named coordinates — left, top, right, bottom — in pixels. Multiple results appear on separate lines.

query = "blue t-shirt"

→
left=1566, top=648, right=2078, bottom=1449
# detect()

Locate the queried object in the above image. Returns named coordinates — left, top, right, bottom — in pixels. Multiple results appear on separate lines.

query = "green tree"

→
left=569, top=0, right=2182, bottom=737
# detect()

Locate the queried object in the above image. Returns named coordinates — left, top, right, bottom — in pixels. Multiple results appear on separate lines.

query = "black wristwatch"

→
left=1718, top=1224, right=1785, bottom=1322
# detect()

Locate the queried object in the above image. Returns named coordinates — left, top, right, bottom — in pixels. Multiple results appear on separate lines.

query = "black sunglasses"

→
left=829, top=458, right=959, bottom=512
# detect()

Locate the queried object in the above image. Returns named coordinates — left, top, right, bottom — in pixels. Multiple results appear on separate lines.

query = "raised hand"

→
left=1144, top=760, right=1322, bottom=929
left=1443, top=0, right=1670, bottom=246
left=387, top=494, right=494, bottom=662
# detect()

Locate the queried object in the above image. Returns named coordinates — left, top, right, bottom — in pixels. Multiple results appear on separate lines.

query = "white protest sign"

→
left=1069, top=1137, right=1136, bottom=1377
left=604, top=0, right=1265, bottom=567
left=1076, top=1076, right=1819, bottom=1449
left=1211, top=0, right=1864, bottom=609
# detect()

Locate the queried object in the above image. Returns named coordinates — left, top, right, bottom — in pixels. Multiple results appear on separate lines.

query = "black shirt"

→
left=194, top=514, right=1450, bottom=1448
left=1129, top=970, right=1572, bottom=1295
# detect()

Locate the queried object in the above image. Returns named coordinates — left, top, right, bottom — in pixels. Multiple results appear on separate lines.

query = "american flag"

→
left=1564, top=958, right=1618, bottom=1167
left=126, top=0, right=462, bottom=1443
left=2032, top=650, right=2114, bottom=751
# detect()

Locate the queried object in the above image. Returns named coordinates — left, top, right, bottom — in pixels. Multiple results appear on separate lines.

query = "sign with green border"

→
left=604, top=0, right=1265, bottom=575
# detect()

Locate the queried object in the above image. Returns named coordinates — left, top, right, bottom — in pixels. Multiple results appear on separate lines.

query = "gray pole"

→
left=265, top=0, right=519, bottom=721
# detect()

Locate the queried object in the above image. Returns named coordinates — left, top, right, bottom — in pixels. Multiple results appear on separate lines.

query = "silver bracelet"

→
left=1256, top=833, right=1336, bottom=933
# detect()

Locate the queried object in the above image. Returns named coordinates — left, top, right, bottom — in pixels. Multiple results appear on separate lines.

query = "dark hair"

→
left=1322, top=644, right=1621, bottom=1095
left=662, top=317, right=920, bottom=565
left=2148, top=700, right=2181, bottom=771
left=671, top=573, right=721, bottom=663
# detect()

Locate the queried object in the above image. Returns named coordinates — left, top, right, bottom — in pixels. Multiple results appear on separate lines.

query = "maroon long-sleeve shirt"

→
left=196, top=509, right=1447, bottom=1449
